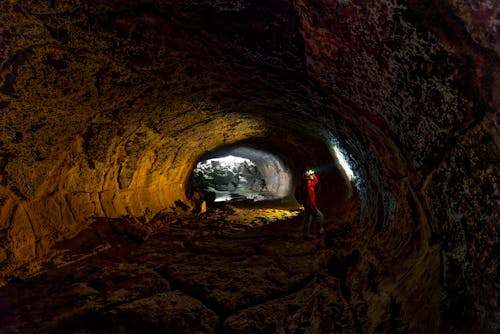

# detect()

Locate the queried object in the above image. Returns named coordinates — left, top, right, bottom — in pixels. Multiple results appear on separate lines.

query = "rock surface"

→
left=0, top=0, right=498, bottom=332
left=0, top=205, right=359, bottom=333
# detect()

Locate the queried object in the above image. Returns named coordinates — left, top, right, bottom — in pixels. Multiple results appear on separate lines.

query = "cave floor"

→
left=0, top=204, right=358, bottom=333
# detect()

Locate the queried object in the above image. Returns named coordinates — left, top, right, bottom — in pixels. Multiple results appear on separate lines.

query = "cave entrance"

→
left=188, top=147, right=292, bottom=205
left=192, top=155, right=267, bottom=202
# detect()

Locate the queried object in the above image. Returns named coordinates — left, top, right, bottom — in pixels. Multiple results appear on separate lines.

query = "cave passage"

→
left=0, top=0, right=497, bottom=332
left=188, top=146, right=293, bottom=205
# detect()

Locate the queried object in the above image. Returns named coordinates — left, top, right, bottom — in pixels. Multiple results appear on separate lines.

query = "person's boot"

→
left=317, top=211, right=325, bottom=235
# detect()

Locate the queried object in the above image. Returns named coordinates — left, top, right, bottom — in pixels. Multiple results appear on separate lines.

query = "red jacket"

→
left=305, top=174, right=319, bottom=211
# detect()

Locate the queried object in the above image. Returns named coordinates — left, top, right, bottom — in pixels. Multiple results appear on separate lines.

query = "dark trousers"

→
left=304, top=207, right=324, bottom=236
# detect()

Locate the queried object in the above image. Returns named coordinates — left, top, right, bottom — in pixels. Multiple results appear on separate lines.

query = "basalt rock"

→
left=0, top=0, right=498, bottom=332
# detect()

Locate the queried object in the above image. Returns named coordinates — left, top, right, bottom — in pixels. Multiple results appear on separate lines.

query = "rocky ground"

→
left=0, top=204, right=359, bottom=333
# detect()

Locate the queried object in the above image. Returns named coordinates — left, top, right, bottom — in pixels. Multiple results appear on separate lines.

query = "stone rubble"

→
left=0, top=205, right=363, bottom=333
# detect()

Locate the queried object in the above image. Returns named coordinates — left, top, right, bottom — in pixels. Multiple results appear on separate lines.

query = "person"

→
left=302, top=169, right=324, bottom=238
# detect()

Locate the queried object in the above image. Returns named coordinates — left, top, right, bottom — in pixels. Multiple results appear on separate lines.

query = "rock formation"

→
left=0, top=0, right=497, bottom=333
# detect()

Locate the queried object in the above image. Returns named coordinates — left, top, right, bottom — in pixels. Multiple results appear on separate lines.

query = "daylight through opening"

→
left=188, top=147, right=292, bottom=204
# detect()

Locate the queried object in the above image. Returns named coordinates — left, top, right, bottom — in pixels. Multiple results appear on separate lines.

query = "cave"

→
left=0, top=1, right=498, bottom=333
left=188, top=146, right=294, bottom=204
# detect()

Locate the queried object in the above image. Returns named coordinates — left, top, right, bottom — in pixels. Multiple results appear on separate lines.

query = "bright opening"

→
left=201, top=155, right=251, bottom=169
left=191, top=155, right=270, bottom=202
left=189, top=148, right=292, bottom=205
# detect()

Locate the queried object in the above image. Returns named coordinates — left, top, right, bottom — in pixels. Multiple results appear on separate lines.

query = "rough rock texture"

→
left=0, top=0, right=498, bottom=333
left=0, top=207, right=349, bottom=333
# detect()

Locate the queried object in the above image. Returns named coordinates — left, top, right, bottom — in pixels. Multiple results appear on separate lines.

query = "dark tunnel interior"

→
left=0, top=1, right=498, bottom=333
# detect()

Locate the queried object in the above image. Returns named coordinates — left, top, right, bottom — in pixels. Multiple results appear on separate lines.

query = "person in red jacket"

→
left=303, top=169, right=324, bottom=238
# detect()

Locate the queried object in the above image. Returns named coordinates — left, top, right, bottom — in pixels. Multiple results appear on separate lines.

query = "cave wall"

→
left=0, top=0, right=498, bottom=332
left=294, top=1, right=498, bottom=331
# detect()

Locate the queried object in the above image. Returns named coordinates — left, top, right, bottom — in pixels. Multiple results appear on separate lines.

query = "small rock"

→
left=108, top=291, right=219, bottom=333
